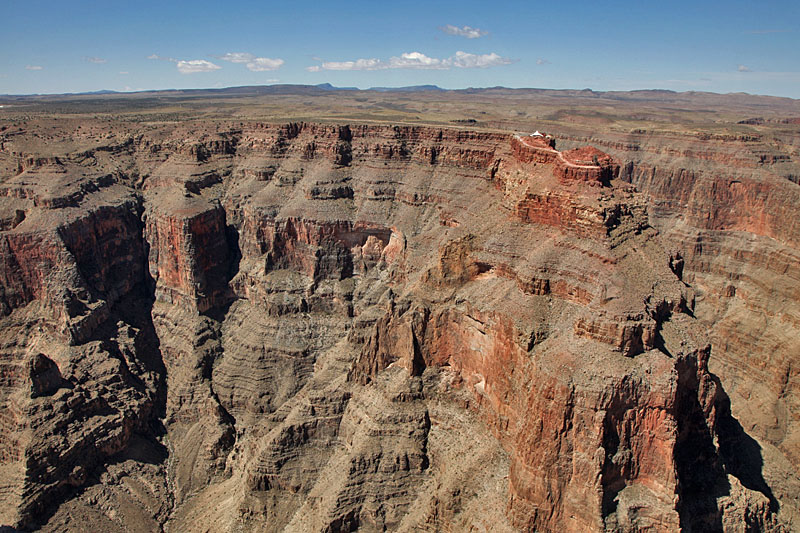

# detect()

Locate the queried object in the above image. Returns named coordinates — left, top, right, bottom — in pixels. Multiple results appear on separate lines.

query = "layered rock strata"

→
left=0, top=119, right=793, bottom=532
left=548, top=124, right=800, bottom=530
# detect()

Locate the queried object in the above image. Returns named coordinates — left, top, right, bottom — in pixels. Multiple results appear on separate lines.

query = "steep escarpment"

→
left=0, top=119, right=793, bottom=532
left=549, top=127, right=800, bottom=528
left=0, top=181, right=162, bottom=528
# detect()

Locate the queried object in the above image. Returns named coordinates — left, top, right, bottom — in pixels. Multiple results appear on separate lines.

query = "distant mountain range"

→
left=0, top=83, right=450, bottom=99
left=366, top=85, right=445, bottom=92
left=1, top=83, right=797, bottom=105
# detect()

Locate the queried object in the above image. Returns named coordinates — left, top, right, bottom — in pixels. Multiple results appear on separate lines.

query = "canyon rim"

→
left=0, top=86, right=798, bottom=532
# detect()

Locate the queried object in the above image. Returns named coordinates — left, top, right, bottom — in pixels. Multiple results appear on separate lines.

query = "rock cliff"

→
left=0, top=117, right=795, bottom=532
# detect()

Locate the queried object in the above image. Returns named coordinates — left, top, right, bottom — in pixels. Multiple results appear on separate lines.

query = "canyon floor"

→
left=0, top=86, right=799, bottom=532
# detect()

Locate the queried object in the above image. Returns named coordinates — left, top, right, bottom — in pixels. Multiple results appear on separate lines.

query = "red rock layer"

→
left=0, top=119, right=791, bottom=532
left=511, top=134, right=616, bottom=185
left=350, top=302, right=726, bottom=531
left=145, top=195, right=233, bottom=312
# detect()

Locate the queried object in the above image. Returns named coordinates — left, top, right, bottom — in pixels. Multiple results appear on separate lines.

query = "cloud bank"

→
left=307, top=51, right=512, bottom=71
left=219, top=52, right=284, bottom=71
left=176, top=59, right=221, bottom=74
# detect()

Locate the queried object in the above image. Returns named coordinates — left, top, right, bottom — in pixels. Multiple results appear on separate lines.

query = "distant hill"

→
left=1, top=84, right=798, bottom=108
left=367, top=85, right=445, bottom=92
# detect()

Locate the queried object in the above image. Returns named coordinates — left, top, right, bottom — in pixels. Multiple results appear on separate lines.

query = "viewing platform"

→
left=511, top=132, right=616, bottom=185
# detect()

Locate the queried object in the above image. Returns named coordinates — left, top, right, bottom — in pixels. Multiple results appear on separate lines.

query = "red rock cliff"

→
left=0, top=119, right=791, bottom=532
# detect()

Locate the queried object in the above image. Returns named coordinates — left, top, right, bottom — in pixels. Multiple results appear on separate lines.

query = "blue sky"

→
left=1, top=0, right=799, bottom=97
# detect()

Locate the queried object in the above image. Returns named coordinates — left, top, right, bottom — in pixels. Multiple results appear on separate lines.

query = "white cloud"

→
left=738, top=64, right=752, bottom=72
left=537, top=58, right=551, bottom=65
left=440, top=24, right=488, bottom=39
left=306, top=51, right=512, bottom=71
left=219, top=52, right=254, bottom=63
left=119, top=71, right=129, bottom=75
left=448, top=51, right=511, bottom=68
left=148, top=54, right=222, bottom=74
left=85, top=56, right=107, bottom=64
left=308, top=58, right=383, bottom=71
left=176, top=59, right=222, bottom=74
left=390, top=52, right=447, bottom=69
left=25, top=65, right=43, bottom=70
left=246, top=57, right=284, bottom=71
left=219, top=52, right=284, bottom=71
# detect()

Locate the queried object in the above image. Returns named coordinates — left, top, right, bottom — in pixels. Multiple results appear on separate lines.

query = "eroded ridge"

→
left=0, top=120, right=792, bottom=532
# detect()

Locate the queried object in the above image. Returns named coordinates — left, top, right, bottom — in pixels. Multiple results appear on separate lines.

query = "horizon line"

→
left=2, top=82, right=799, bottom=101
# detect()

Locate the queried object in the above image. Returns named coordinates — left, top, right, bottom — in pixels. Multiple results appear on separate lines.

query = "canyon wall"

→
left=552, top=126, right=800, bottom=528
left=0, top=118, right=795, bottom=532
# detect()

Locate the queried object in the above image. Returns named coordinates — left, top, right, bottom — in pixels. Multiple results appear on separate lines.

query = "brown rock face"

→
left=145, top=194, right=233, bottom=312
left=558, top=125, right=800, bottom=531
left=0, top=116, right=794, bottom=532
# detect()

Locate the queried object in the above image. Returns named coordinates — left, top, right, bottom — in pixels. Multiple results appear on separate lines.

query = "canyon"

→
left=0, top=87, right=798, bottom=532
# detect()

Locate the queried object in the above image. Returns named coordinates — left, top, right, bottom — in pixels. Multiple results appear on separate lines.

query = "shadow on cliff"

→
left=198, top=222, right=241, bottom=321
left=31, top=435, right=170, bottom=532
left=29, top=285, right=170, bottom=531
left=717, top=404, right=779, bottom=511
left=225, top=223, right=242, bottom=285
left=675, top=362, right=778, bottom=531
left=106, top=285, right=168, bottom=420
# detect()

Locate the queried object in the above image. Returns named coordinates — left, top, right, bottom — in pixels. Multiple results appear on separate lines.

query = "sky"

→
left=1, top=0, right=799, bottom=97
